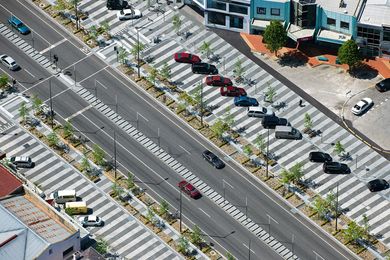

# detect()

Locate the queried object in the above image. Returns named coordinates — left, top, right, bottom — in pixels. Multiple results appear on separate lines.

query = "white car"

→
left=351, top=97, right=373, bottom=115
left=117, top=9, right=142, bottom=20
left=0, top=54, right=19, bottom=71
left=79, top=215, right=103, bottom=227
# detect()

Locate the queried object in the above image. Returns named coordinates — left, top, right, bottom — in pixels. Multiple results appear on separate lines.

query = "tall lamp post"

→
left=200, top=80, right=203, bottom=126
left=113, top=130, right=117, bottom=180
left=179, top=188, right=183, bottom=233
left=266, top=128, right=270, bottom=178
left=49, top=79, right=54, bottom=129
left=335, top=182, right=339, bottom=231
left=135, top=26, right=141, bottom=78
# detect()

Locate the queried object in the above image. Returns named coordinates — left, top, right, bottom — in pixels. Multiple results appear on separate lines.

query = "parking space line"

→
left=198, top=208, right=211, bottom=218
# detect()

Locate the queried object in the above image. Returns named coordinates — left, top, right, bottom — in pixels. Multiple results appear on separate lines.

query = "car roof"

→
left=10, top=16, right=23, bottom=24
left=14, top=156, right=30, bottom=161
left=185, top=183, right=195, bottom=190
left=87, top=215, right=98, bottom=221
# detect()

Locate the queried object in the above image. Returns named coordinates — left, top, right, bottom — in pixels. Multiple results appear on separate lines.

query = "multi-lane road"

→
left=0, top=1, right=361, bottom=259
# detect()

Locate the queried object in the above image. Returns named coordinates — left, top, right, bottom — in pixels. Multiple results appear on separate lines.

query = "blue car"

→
left=8, top=16, right=30, bottom=35
left=234, top=96, right=259, bottom=107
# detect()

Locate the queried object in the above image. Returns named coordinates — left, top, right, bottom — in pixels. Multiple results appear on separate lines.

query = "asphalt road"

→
left=0, top=1, right=360, bottom=259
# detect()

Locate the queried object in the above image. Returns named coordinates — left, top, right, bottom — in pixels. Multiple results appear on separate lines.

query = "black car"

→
left=309, top=152, right=332, bottom=163
left=367, top=179, right=389, bottom=192
left=375, top=78, right=390, bottom=92
left=106, top=0, right=129, bottom=10
left=261, top=116, right=290, bottom=129
left=323, top=162, right=350, bottom=174
left=191, top=63, right=218, bottom=75
left=202, top=150, right=225, bottom=169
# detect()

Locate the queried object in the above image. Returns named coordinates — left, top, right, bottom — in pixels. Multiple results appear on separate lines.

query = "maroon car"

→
left=178, top=180, right=201, bottom=199
left=205, top=75, right=232, bottom=86
left=174, top=52, right=201, bottom=64
left=220, top=86, right=247, bottom=97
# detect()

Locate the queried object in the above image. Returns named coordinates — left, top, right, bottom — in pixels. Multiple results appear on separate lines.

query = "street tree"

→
left=333, top=141, right=345, bottom=155
left=338, top=40, right=362, bottom=72
left=265, top=85, right=277, bottom=103
left=290, top=162, right=305, bottom=184
left=99, top=20, right=110, bottom=35
left=226, top=252, right=236, bottom=260
left=210, top=119, right=229, bottom=140
left=243, top=144, right=253, bottom=157
left=222, top=107, right=235, bottom=128
left=118, top=46, right=129, bottom=65
left=190, top=225, right=203, bottom=245
left=88, top=25, right=99, bottom=42
left=69, top=0, right=81, bottom=29
left=18, top=101, right=29, bottom=123
left=233, top=59, right=245, bottom=81
left=254, top=134, right=267, bottom=154
left=160, top=62, right=171, bottom=81
left=172, top=14, right=182, bottom=35
left=192, top=84, right=203, bottom=112
left=47, top=132, right=59, bottom=147
left=325, top=190, right=337, bottom=216
left=198, top=41, right=213, bottom=58
left=159, top=199, right=169, bottom=217
left=148, top=67, right=159, bottom=87
left=0, top=74, right=8, bottom=88
left=130, top=41, right=145, bottom=61
left=111, top=182, right=123, bottom=197
left=343, top=220, right=366, bottom=244
left=95, top=239, right=109, bottom=255
left=31, top=95, right=43, bottom=115
left=126, top=171, right=135, bottom=189
left=304, top=113, right=313, bottom=129
left=80, top=153, right=92, bottom=173
left=263, top=20, right=287, bottom=56
left=361, top=214, right=370, bottom=237
left=146, top=207, right=155, bottom=222
left=92, top=144, right=105, bottom=166
left=177, top=236, right=190, bottom=255
left=312, top=196, right=328, bottom=220
left=63, top=120, right=74, bottom=139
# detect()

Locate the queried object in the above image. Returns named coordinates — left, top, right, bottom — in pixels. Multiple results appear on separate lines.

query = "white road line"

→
left=137, top=112, right=148, bottom=122
left=198, top=208, right=211, bottom=218
left=24, top=68, right=36, bottom=78
left=44, top=87, right=70, bottom=103
left=179, top=145, right=191, bottom=155
left=39, top=38, right=67, bottom=54
left=223, top=179, right=234, bottom=189
left=242, top=242, right=255, bottom=254
left=78, top=65, right=109, bottom=84
left=65, top=104, right=93, bottom=121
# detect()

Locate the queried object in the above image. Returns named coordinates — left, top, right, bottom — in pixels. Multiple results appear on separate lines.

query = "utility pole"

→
left=136, top=27, right=140, bottom=78
left=335, top=182, right=339, bottom=231
left=200, top=80, right=203, bottom=126
left=266, top=128, right=270, bottom=178
left=179, top=188, right=182, bottom=233
left=73, top=65, right=76, bottom=87
left=248, top=239, right=251, bottom=260
left=114, top=130, right=117, bottom=180
left=49, top=79, right=54, bottom=129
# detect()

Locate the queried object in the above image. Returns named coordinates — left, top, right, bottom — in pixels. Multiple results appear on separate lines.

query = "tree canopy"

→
left=338, top=40, right=362, bottom=70
left=263, top=21, right=287, bottom=56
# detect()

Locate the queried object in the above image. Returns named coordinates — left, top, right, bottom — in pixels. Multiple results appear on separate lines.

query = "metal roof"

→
left=0, top=165, right=23, bottom=197
left=358, top=0, right=390, bottom=26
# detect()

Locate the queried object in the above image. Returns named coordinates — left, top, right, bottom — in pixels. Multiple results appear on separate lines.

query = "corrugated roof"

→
left=0, top=204, right=48, bottom=259
left=0, top=165, right=23, bottom=197
left=1, top=196, right=73, bottom=243
left=359, top=0, right=390, bottom=26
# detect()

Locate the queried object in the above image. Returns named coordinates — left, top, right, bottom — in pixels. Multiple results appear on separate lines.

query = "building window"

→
left=208, top=11, right=226, bottom=26
left=257, top=7, right=266, bottom=15
left=327, top=18, right=336, bottom=26
left=63, top=246, right=73, bottom=257
left=340, top=21, right=349, bottom=29
left=230, top=15, right=244, bottom=29
left=271, top=8, right=280, bottom=16
left=208, top=1, right=226, bottom=10
left=49, top=249, right=53, bottom=255
left=383, top=31, right=390, bottom=42
left=229, top=4, right=248, bottom=14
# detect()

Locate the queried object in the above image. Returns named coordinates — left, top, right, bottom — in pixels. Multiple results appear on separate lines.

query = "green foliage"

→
left=88, top=25, right=99, bottom=41
left=160, top=62, right=171, bottom=80
left=172, top=14, right=182, bottom=34
left=65, top=207, right=76, bottom=215
left=177, top=236, right=190, bottom=255
left=210, top=119, right=229, bottom=139
left=117, top=46, right=129, bottom=65
left=130, top=41, right=145, bottom=61
left=95, top=239, right=109, bottom=254
left=31, top=95, right=43, bottom=115
left=198, top=41, right=212, bottom=58
left=338, top=40, right=362, bottom=70
left=333, top=141, right=345, bottom=155
left=47, top=132, right=59, bottom=147
left=325, top=190, right=337, bottom=216
left=53, top=0, right=71, bottom=11
left=265, top=85, right=277, bottom=103
left=312, top=196, right=329, bottom=220
left=63, top=120, right=74, bottom=138
left=148, top=67, right=158, bottom=85
left=92, top=144, right=105, bottom=166
left=361, top=214, right=370, bottom=236
left=192, top=84, right=202, bottom=110
left=254, top=134, right=266, bottom=154
left=233, top=59, right=244, bottom=80
left=111, top=182, right=123, bottom=197
left=222, top=107, right=234, bottom=128
left=179, top=92, right=195, bottom=106
left=263, top=21, right=287, bottom=56
left=80, top=154, right=92, bottom=173
left=243, top=145, right=253, bottom=157
left=226, top=252, right=236, bottom=260
left=126, top=172, right=135, bottom=189
left=159, top=199, right=169, bottom=216
left=343, top=220, right=366, bottom=244
left=280, top=162, right=304, bottom=185
left=146, top=207, right=155, bottom=222
left=304, top=113, right=313, bottom=129
left=0, top=74, right=8, bottom=88
left=190, top=225, right=203, bottom=245
left=18, top=101, right=29, bottom=122
left=99, top=20, right=110, bottom=34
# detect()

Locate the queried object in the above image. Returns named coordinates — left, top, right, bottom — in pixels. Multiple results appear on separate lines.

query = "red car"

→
left=220, top=86, right=247, bottom=97
left=173, top=52, right=201, bottom=64
left=205, top=75, right=232, bottom=86
left=178, top=180, right=201, bottom=199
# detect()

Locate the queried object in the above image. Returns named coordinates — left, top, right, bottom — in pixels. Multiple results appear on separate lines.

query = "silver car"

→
left=0, top=54, right=19, bottom=71
left=79, top=215, right=103, bottom=227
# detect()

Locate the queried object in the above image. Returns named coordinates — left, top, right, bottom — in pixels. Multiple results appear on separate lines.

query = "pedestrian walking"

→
left=299, top=99, right=303, bottom=107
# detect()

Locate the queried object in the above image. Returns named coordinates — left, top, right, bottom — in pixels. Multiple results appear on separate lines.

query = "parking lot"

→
left=255, top=54, right=390, bottom=151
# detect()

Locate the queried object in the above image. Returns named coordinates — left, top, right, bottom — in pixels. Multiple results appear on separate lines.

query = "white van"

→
left=274, top=126, right=302, bottom=140
left=51, top=190, right=77, bottom=204
left=247, top=106, right=274, bottom=118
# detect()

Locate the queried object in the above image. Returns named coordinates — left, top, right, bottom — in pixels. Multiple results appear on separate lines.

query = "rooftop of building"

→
left=358, top=0, right=390, bottom=26
left=315, top=0, right=362, bottom=16
left=0, top=164, right=23, bottom=197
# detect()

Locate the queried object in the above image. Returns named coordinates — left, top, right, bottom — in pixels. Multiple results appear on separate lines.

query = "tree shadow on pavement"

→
left=278, top=51, right=308, bottom=67
left=349, top=63, right=378, bottom=80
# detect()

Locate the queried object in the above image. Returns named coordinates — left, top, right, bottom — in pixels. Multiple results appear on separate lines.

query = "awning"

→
left=316, top=29, right=352, bottom=44
left=251, top=19, right=271, bottom=29
left=287, top=24, right=315, bottom=42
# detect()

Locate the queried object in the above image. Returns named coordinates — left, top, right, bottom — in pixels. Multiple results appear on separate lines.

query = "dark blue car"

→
left=8, top=16, right=30, bottom=35
left=234, top=96, right=259, bottom=107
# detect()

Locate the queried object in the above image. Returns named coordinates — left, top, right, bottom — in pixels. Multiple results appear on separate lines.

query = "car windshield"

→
left=354, top=105, right=361, bottom=110
left=187, top=184, right=195, bottom=191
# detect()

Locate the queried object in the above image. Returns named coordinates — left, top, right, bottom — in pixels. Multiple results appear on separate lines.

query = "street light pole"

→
left=114, top=130, right=117, bottom=180
left=73, top=65, right=76, bottom=87
left=335, top=182, right=339, bottom=231
left=49, top=79, right=54, bottom=129
left=136, top=27, right=140, bottom=78
left=266, top=128, right=270, bottom=178
left=200, top=80, right=203, bottom=126
left=157, top=127, right=160, bottom=147
left=179, top=188, right=182, bottom=233
left=248, top=239, right=251, bottom=260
